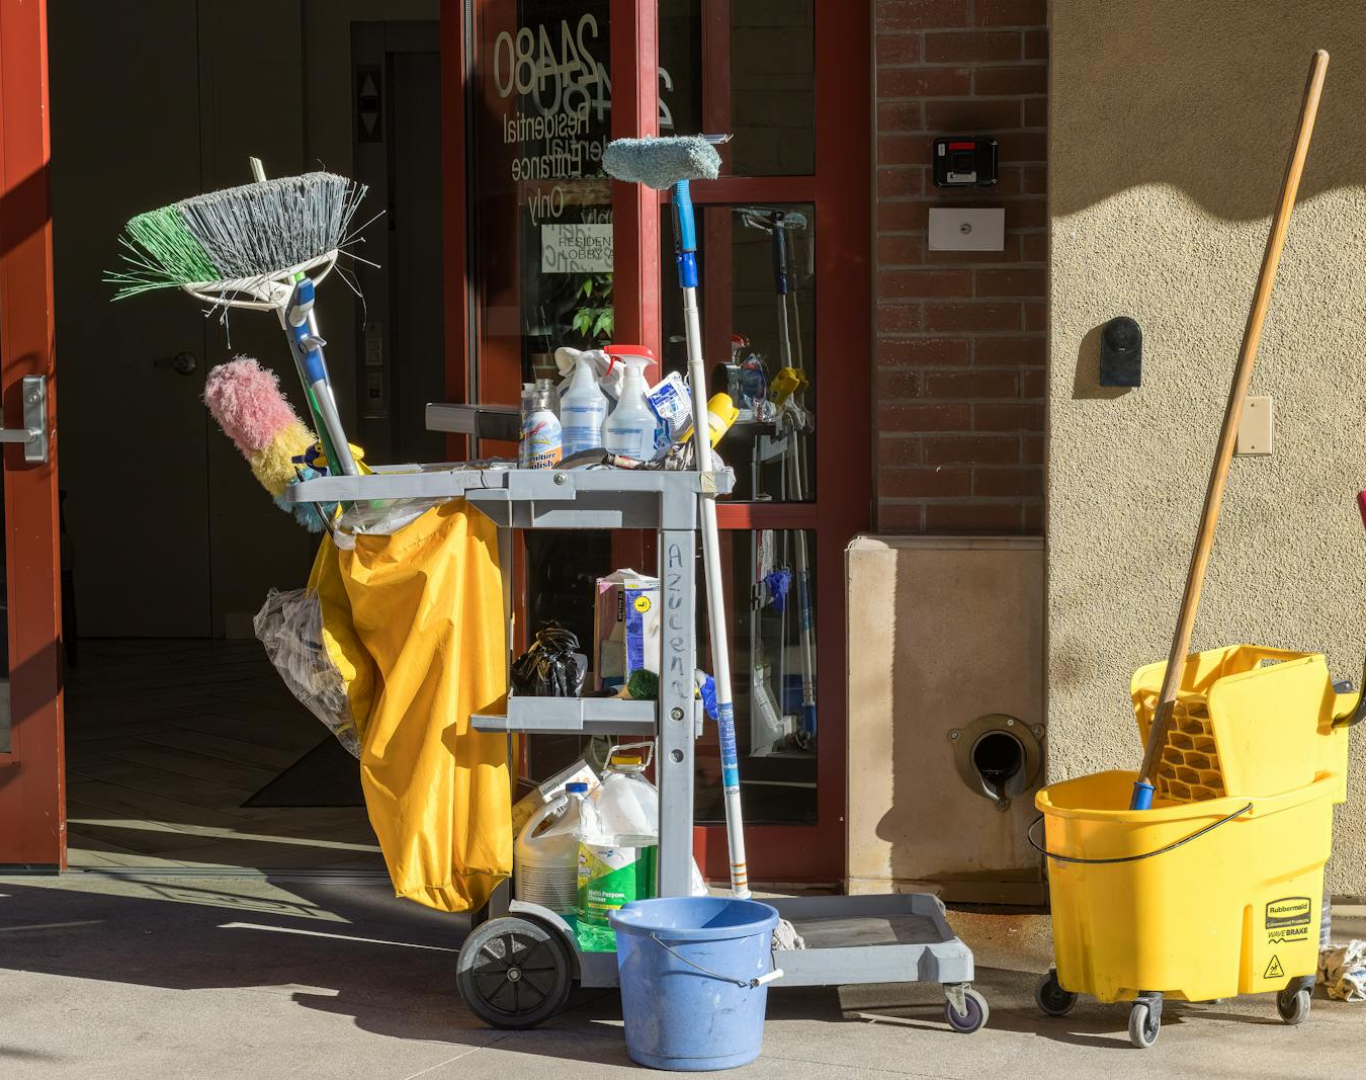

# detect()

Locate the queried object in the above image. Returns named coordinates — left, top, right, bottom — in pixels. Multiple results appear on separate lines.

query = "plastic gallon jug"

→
left=514, top=782, right=588, bottom=912
left=560, top=353, right=608, bottom=455
left=577, top=745, right=659, bottom=951
left=604, top=354, right=656, bottom=461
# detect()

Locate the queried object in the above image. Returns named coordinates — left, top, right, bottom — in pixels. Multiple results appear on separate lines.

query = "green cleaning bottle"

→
left=575, top=745, right=659, bottom=951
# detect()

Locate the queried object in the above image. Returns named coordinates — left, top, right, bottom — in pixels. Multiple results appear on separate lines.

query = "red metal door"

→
left=0, top=0, right=66, bottom=870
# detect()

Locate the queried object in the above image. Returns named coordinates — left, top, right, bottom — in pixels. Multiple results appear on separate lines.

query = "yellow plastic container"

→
left=1039, top=768, right=1335, bottom=1004
left=1038, top=644, right=1352, bottom=1031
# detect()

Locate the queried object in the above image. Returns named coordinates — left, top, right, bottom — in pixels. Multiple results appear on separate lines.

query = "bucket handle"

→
left=647, top=932, right=784, bottom=988
left=1026, top=802, right=1251, bottom=865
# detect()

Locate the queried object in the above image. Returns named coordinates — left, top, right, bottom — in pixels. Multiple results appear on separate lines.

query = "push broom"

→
left=604, top=135, right=751, bottom=899
left=1131, top=50, right=1329, bottom=810
left=107, top=161, right=371, bottom=482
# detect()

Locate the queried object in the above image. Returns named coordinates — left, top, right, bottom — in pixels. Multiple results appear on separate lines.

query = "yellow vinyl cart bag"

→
left=310, top=500, right=513, bottom=913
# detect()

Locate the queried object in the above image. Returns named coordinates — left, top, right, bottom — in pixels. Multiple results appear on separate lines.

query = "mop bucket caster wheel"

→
left=943, top=986, right=989, bottom=1034
left=1034, top=970, right=1077, bottom=1017
left=1276, top=986, right=1311, bottom=1026
left=1127, top=994, right=1163, bottom=1049
left=456, top=915, right=574, bottom=1029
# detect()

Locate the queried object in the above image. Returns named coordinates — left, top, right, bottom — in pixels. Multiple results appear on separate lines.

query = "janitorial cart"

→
left=288, top=451, right=987, bottom=1034
left=286, top=130, right=990, bottom=1038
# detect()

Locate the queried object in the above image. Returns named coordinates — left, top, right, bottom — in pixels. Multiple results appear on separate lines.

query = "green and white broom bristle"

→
left=107, top=172, right=369, bottom=299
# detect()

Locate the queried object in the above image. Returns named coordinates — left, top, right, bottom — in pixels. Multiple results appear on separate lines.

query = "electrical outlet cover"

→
left=1237, top=396, right=1273, bottom=456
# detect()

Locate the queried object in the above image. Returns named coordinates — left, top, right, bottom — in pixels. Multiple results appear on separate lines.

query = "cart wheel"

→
left=457, top=915, right=574, bottom=1029
left=1276, top=986, right=1311, bottom=1026
left=1128, top=999, right=1161, bottom=1049
left=944, top=987, right=989, bottom=1034
left=1034, top=970, right=1077, bottom=1017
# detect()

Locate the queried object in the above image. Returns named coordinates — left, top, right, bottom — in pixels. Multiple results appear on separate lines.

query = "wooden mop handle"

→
left=1134, top=50, right=1330, bottom=803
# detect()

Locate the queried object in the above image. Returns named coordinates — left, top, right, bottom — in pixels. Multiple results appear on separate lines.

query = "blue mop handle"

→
left=672, top=175, right=749, bottom=895
left=671, top=179, right=699, bottom=287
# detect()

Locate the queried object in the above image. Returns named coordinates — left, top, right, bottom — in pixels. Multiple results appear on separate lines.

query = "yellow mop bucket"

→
left=1034, top=645, right=1351, bottom=1047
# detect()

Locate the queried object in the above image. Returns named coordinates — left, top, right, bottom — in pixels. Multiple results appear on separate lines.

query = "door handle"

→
left=0, top=374, right=49, bottom=464
left=153, top=351, right=198, bottom=375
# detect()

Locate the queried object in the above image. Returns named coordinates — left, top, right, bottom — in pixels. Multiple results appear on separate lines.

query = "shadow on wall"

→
left=1050, top=1, right=1365, bottom=220
left=1071, top=323, right=1132, bottom=402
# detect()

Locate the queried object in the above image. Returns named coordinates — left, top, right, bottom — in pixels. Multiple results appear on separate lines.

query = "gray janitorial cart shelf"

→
left=288, top=453, right=987, bottom=1034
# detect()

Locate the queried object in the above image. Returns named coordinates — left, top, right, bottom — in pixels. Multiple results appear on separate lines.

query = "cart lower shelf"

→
left=455, top=892, right=985, bottom=1033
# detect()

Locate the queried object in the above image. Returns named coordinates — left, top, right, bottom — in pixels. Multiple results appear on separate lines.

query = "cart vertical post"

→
left=657, top=528, right=697, bottom=897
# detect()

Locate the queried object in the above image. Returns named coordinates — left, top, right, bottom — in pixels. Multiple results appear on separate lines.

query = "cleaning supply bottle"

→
left=603, top=355, right=656, bottom=461
left=515, top=781, right=588, bottom=913
left=576, top=746, right=659, bottom=950
left=560, top=352, right=609, bottom=455
left=521, top=378, right=561, bottom=469
left=706, top=392, right=739, bottom=447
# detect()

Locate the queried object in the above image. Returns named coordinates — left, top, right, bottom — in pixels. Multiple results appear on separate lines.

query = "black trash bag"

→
left=511, top=623, right=587, bottom=697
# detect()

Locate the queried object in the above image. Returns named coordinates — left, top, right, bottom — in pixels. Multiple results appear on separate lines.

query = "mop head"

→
left=107, top=172, right=369, bottom=298
left=773, top=917, right=806, bottom=951
left=603, top=136, right=721, bottom=190
left=204, top=358, right=332, bottom=532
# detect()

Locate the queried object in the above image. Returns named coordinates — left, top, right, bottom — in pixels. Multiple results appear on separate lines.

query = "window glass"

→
left=659, top=202, right=815, bottom=500
left=658, top=0, right=815, bottom=176
left=695, top=528, right=818, bottom=824
left=472, top=1, right=616, bottom=383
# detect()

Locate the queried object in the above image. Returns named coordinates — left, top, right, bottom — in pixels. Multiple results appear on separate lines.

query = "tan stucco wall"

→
left=1048, top=2, right=1366, bottom=894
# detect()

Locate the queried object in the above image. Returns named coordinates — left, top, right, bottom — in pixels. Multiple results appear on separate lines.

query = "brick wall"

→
left=873, top=0, right=1047, bottom=533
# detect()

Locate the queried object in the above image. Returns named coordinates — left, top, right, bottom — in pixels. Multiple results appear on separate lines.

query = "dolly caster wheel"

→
left=1035, top=970, right=1077, bottom=1017
left=1128, top=995, right=1162, bottom=1049
left=1277, top=986, right=1311, bottom=1026
left=944, top=986, right=989, bottom=1033
left=457, top=915, right=574, bottom=1029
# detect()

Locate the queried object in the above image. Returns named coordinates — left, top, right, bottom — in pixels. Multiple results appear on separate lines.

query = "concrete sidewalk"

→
left=0, top=873, right=1356, bottom=1079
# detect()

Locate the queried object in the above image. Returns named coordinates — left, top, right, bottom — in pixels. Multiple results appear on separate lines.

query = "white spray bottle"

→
left=560, top=353, right=609, bottom=455
left=603, top=355, right=656, bottom=460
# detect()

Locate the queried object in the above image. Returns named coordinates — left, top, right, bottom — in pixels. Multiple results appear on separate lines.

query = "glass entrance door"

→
left=447, top=0, right=869, bottom=885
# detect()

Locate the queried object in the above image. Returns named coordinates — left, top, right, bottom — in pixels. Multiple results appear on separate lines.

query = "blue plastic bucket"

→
left=609, top=896, right=780, bottom=1071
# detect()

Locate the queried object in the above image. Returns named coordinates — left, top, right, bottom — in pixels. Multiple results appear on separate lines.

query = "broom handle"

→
left=1134, top=50, right=1329, bottom=807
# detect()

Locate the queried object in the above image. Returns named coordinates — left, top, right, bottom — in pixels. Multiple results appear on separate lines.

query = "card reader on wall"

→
left=1099, top=316, right=1142, bottom=387
left=933, top=136, right=998, bottom=187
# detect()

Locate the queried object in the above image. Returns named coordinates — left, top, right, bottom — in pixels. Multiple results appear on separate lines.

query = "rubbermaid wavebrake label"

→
left=1265, top=896, right=1313, bottom=945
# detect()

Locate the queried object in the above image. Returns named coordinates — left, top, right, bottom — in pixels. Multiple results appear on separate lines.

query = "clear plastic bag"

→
left=253, top=587, right=361, bottom=758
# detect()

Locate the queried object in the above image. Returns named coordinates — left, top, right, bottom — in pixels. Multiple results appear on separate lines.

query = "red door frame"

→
left=443, top=0, right=871, bottom=885
left=0, top=0, right=66, bottom=869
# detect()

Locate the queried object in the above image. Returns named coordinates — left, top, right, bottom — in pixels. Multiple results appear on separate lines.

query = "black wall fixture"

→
left=1099, top=316, right=1142, bottom=387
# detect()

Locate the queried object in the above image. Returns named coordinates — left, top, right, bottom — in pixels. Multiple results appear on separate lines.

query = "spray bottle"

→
left=521, top=378, right=562, bottom=469
left=560, top=353, right=609, bottom=455
left=604, top=354, right=656, bottom=460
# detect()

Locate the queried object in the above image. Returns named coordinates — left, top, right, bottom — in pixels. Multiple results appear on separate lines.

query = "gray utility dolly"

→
left=288, top=428, right=987, bottom=1035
